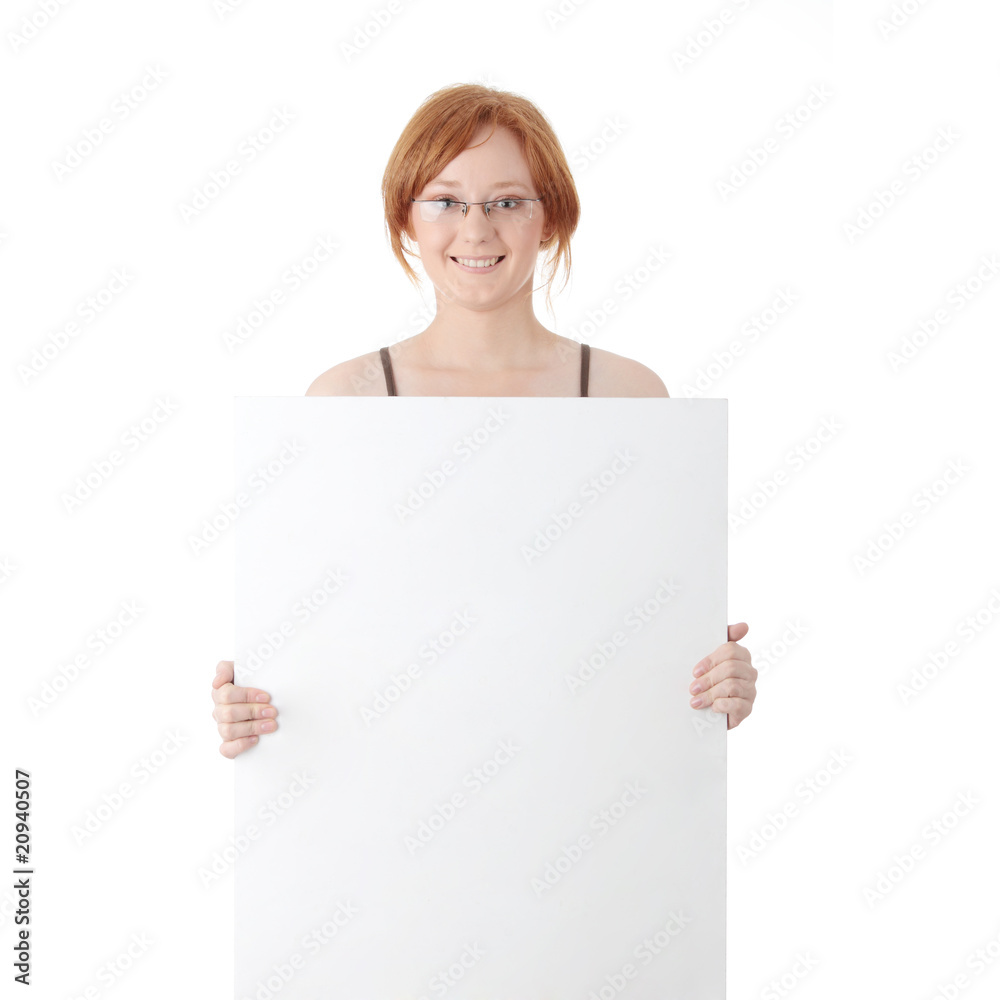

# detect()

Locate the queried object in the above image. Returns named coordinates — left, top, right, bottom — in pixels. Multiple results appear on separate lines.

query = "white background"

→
left=3, top=1, right=999, bottom=998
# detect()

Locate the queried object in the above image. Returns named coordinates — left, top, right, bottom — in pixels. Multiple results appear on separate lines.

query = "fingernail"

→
left=255, top=693, right=269, bottom=702
left=249, top=736, right=258, bottom=744
left=693, top=661, right=707, bottom=677
left=260, top=721, right=276, bottom=733
left=260, top=707, right=276, bottom=718
left=690, top=697, right=704, bottom=708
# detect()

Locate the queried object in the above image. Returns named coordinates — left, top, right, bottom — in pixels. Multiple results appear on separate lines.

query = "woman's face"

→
left=407, top=125, right=551, bottom=312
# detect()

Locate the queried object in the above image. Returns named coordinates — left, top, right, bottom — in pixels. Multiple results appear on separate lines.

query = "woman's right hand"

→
left=212, top=659, right=279, bottom=758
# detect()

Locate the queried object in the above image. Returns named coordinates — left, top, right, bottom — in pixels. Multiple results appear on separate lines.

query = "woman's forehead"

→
left=429, top=128, right=531, bottom=185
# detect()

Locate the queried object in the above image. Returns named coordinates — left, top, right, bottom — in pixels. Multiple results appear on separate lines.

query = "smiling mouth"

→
left=450, top=255, right=506, bottom=270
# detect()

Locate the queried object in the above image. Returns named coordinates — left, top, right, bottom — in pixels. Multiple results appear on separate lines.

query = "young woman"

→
left=212, top=83, right=757, bottom=758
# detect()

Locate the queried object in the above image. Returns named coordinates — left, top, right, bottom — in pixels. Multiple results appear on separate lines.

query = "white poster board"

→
left=234, top=397, right=727, bottom=999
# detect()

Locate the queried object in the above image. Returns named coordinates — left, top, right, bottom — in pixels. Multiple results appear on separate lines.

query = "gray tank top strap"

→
left=379, top=346, right=396, bottom=396
left=580, top=343, right=590, bottom=397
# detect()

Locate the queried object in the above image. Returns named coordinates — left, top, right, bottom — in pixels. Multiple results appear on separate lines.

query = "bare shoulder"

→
left=305, top=350, right=387, bottom=396
left=588, top=345, right=670, bottom=397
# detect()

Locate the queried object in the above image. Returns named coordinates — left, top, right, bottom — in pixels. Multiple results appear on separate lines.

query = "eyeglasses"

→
left=410, top=196, right=543, bottom=223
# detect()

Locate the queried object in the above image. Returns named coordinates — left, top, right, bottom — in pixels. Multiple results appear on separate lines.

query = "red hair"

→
left=381, top=83, right=581, bottom=314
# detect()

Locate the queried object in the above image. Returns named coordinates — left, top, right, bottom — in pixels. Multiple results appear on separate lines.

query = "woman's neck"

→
left=414, top=299, right=556, bottom=372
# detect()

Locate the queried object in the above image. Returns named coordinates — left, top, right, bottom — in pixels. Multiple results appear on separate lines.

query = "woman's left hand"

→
left=689, top=622, right=757, bottom=730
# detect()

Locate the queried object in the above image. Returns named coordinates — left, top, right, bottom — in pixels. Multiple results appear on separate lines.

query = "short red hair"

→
left=381, top=83, right=581, bottom=313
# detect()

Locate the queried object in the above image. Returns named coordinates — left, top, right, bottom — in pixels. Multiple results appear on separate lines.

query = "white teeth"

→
left=454, top=256, right=501, bottom=268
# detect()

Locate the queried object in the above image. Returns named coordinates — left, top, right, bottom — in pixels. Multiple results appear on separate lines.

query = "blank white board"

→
left=233, top=397, right=727, bottom=999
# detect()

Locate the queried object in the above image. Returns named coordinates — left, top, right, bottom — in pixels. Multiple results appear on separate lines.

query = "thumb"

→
left=727, top=621, right=749, bottom=642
